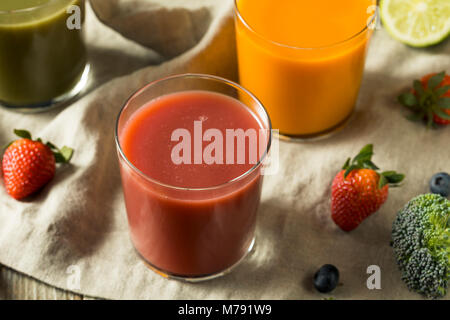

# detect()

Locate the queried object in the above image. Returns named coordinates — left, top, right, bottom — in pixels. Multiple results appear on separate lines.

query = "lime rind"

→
left=380, top=0, right=450, bottom=47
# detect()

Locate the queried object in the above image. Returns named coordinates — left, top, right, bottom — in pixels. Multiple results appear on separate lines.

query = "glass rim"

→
left=115, top=73, right=273, bottom=192
left=234, top=0, right=376, bottom=51
left=0, top=0, right=72, bottom=15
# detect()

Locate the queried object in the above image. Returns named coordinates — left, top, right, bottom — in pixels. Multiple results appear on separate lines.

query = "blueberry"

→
left=429, top=172, right=450, bottom=197
left=313, top=264, right=339, bottom=293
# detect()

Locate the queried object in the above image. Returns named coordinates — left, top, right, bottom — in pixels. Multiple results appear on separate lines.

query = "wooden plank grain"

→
left=0, top=265, right=84, bottom=300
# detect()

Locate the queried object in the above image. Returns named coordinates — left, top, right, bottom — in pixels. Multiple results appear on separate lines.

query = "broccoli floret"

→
left=391, top=193, right=449, bottom=299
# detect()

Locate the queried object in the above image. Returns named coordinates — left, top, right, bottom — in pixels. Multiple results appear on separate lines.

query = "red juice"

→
left=118, top=89, right=268, bottom=277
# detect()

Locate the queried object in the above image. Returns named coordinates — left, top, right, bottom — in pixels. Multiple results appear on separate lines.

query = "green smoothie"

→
left=0, top=0, right=87, bottom=107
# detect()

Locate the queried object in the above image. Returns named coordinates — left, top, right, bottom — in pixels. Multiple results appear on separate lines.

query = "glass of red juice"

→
left=115, top=74, right=272, bottom=281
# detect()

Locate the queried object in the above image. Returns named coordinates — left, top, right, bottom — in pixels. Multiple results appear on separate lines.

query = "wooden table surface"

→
left=0, top=264, right=89, bottom=300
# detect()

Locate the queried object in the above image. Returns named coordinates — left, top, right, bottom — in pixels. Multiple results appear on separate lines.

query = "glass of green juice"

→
left=0, top=0, right=89, bottom=112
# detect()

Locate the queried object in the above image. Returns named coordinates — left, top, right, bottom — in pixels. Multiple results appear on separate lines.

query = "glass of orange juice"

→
left=234, top=0, right=376, bottom=139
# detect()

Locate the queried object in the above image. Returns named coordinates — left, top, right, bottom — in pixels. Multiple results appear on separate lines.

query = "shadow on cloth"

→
left=89, top=0, right=213, bottom=59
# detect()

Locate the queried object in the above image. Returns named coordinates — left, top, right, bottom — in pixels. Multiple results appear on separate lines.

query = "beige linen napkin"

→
left=0, top=0, right=449, bottom=299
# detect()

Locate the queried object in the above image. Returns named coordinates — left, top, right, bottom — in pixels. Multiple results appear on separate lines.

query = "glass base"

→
left=276, top=110, right=355, bottom=142
left=0, top=63, right=90, bottom=113
left=136, top=237, right=256, bottom=283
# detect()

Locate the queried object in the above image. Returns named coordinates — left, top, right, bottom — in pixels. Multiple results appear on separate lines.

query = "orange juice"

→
left=235, top=0, right=376, bottom=137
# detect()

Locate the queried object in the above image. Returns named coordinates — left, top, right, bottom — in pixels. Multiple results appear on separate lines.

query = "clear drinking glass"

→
left=115, top=74, right=272, bottom=281
left=234, top=0, right=376, bottom=140
left=0, top=0, right=89, bottom=112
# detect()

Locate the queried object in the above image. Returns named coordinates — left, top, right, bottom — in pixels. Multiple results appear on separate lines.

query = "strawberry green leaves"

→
left=46, top=142, right=74, bottom=163
left=398, top=92, right=418, bottom=108
left=379, top=171, right=405, bottom=188
left=13, top=129, right=32, bottom=140
left=5, top=129, right=74, bottom=164
left=342, top=144, right=405, bottom=189
left=427, top=71, right=445, bottom=90
left=398, top=71, right=450, bottom=127
left=343, top=144, right=377, bottom=177
left=437, top=97, right=450, bottom=109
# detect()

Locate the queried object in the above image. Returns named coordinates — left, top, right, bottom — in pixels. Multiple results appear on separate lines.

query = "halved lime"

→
left=380, top=0, right=450, bottom=47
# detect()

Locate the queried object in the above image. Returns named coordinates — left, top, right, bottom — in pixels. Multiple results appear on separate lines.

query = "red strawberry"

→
left=2, top=129, right=73, bottom=200
left=331, top=144, right=404, bottom=232
left=398, top=71, right=450, bottom=126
